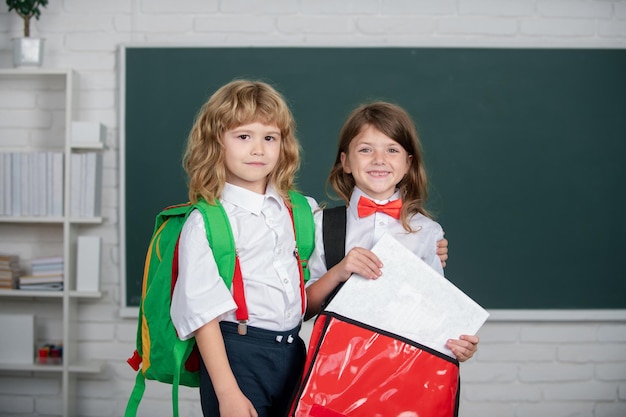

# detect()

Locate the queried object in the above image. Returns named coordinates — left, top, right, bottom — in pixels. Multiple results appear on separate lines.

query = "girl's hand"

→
left=437, top=236, right=449, bottom=268
left=335, top=246, right=383, bottom=282
left=218, top=389, right=258, bottom=417
left=446, top=334, right=479, bottom=362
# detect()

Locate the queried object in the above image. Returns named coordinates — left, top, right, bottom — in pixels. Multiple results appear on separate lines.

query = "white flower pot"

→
left=12, top=37, right=45, bottom=67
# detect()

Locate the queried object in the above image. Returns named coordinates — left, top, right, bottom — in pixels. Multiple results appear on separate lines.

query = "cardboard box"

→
left=76, top=235, right=101, bottom=292
left=0, top=314, right=35, bottom=364
left=71, top=121, right=105, bottom=144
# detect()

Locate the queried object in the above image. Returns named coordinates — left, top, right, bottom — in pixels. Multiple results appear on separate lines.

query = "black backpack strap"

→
left=322, top=205, right=347, bottom=270
left=319, top=205, right=348, bottom=310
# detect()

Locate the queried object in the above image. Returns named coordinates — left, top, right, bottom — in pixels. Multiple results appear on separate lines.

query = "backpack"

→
left=124, top=190, right=314, bottom=417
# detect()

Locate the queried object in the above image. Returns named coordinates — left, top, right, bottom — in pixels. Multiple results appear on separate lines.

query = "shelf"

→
left=0, top=68, right=71, bottom=76
left=0, top=216, right=64, bottom=224
left=0, top=289, right=102, bottom=299
left=0, top=360, right=103, bottom=374
left=0, top=362, right=63, bottom=372
left=69, top=217, right=104, bottom=224
left=68, top=360, right=104, bottom=374
left=68, top=290, right=102, bottom=299
left=0, top=289, right=63, bottom=299
left=0, top=66, right=105, bottom=416
left=0, top=217, right=103, bottom=224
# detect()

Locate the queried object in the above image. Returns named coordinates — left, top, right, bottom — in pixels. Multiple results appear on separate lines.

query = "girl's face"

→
left=223, top=121, right=281, bottom=194
left=340, top=125, right=411, bottom=201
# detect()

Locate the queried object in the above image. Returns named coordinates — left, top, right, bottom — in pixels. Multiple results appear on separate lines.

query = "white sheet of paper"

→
left=325, top=233, right=489, bottom=358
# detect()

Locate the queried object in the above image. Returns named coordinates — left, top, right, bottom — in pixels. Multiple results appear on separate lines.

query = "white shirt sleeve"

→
left=305, top=199, right=328, bottom=287
left=170, top=210, right=237, bottom=340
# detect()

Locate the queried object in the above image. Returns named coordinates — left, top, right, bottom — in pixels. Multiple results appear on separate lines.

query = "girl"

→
left=305, top=101, right=478, bottom=362
left=170, top=80, right=316, bottom=417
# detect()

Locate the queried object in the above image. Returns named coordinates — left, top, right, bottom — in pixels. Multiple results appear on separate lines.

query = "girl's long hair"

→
left=183, top=79, right=300, bottom=204
left=328, top=101, right=431, bottom=231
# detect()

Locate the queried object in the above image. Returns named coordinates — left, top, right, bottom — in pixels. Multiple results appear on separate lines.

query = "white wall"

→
left=1, top=1, right=625, bottom=416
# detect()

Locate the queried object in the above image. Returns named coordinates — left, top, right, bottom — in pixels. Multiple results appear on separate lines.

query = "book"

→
left=35, top=152, right=46, bottom=216
left=0, top=253, right=19, bottom=269
left=82, top=152, right=103, bottom=217
left=3, top=153, right=9, bottom=215
left=10, top=152, right=21, bottom=216
left=19, top=282, right=63, bottom=291
left=51, top=152, right=64, bottom=217
left=20, top=152, right=30, bottom=216
left=0, top=153, right=7, bottom=216
left=20, top=274, right=63, bottom=284
left=70, top=153, right=82, bottom=217
left=31, top=256, right=64, bottom=266
left=20, top=152, right=33, bottom=216
left=0, top=269, right=20, bottom=279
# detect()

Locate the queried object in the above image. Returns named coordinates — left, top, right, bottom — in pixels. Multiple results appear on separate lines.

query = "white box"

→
left=0, top=314, right=35, bottom=364
left=71, top=121, right=105, bottom=144
left=76, top=235, right=101, bottom=292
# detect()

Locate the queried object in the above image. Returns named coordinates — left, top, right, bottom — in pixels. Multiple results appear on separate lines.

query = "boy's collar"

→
left=223, top=183, right=283, bottom=215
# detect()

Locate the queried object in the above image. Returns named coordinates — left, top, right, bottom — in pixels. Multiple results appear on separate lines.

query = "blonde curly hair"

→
left=183, top=79, right=300, bottom=204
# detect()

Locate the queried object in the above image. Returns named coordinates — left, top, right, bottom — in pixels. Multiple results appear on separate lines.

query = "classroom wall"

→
left=0, top=1, right=625, bottom=417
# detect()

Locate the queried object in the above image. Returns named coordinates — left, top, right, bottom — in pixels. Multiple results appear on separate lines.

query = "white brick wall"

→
left=1, top=1, right=625, bottom=416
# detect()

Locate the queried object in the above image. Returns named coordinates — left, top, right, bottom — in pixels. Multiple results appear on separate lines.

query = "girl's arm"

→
left=194, top=319, right=258, bottom=417
left=446, top=334, right=479, bottom=362
left=305, top=247, right=382, bottom=320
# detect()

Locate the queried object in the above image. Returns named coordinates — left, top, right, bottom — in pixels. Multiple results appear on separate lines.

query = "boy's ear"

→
left=340, top=152, right=352, bottom=173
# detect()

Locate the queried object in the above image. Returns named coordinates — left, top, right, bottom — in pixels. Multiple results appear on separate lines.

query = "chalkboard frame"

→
left=119, top=46, right=626, bottom=319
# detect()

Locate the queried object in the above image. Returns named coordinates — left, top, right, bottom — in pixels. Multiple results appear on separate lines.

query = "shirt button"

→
left=283, top=279, right=289, bottom=284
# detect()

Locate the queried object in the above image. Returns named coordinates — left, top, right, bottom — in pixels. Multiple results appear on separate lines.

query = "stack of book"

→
left=70, top=152, right=102, bottom=218
left=19, top=256, right=64, bottom=291
left=0, top=151, right=64, bottom=218
left=0, top=254, right=21, bottom=289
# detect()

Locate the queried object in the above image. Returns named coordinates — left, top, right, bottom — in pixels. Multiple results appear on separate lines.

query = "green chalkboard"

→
left=123, top=47, right=626, bottom=310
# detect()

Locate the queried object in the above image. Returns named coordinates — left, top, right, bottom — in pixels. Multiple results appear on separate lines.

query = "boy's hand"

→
left=218, top=390, right=258, bottom=417
left=446, top=334, right=479, bottom=362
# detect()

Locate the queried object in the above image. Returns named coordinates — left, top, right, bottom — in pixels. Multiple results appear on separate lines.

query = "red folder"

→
left=290, top=312, right=459, bottom=417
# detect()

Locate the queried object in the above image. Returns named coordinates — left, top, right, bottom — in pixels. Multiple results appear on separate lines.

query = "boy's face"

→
left=223, top=121, right=281, bottom=194
left=341, top=125, right=411, bottom=201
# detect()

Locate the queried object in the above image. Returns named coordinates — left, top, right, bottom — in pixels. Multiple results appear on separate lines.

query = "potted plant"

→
left=6, top=0, right=49, bottom=67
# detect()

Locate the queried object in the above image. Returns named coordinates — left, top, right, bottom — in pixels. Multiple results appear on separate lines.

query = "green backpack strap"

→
left=124, top=369, right=146, bottom=417
left=196, top=193, right=312, bottom=284
left=194, top=199, right=236, bottom=289
left=288, top=190, right=315, bottom=282
left=170, top=340, right=188, bottom=417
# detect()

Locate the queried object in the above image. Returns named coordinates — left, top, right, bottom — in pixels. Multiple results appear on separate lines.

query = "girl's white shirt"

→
left=170, top=183, right=318, bottom=340
left=307, top=186, right=444, bottom=286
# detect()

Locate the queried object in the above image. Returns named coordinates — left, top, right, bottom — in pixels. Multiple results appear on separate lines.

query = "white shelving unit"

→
left=0, top=68, right=103, bottom=417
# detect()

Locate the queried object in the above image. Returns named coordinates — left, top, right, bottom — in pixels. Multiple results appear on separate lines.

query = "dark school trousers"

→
left=199, top=321, right=305, bottom=417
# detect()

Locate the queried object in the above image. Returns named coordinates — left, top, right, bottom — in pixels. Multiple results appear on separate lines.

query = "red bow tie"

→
left=357, top=196, right=402, bottom=219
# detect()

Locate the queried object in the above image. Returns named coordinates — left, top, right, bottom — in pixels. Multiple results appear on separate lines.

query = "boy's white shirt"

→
left=170, top=183, right=318, bottom=340
left=307, top=186, right=444, bottom=287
